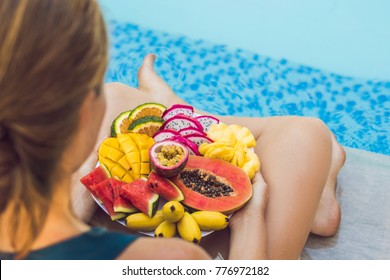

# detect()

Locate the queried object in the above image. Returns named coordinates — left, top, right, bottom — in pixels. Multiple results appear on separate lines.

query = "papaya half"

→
left=170, top=156, right=252, bottom=214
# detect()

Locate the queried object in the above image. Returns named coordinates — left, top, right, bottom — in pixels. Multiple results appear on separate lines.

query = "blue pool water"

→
left=105, top=21, right=389, bottom=156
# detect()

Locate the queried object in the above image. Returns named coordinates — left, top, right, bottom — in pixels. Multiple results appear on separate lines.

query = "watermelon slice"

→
left=94, top=178, right=126, bottom=221
left=120, top=178, right=159, bottom=217
left=147, top=171, right=184, bottom=201
left=111, top=180, right=138, bottom=213
left=80, top=164, right=111, bottom=197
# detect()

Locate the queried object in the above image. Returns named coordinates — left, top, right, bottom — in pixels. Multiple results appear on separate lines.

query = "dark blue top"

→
left=0, top=227, right=139, bottom=260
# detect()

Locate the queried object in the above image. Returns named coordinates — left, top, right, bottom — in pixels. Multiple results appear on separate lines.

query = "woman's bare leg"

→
left=251, top=117, right=333, bottom=259
left=311, top=133, right=345, bottom=236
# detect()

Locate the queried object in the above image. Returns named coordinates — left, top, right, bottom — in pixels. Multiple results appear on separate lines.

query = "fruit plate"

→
left=91, top=194, right=217, bottom=237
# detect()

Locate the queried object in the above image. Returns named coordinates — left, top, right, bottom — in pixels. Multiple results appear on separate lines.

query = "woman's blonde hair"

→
left=0, top=0, right=108, bottom=257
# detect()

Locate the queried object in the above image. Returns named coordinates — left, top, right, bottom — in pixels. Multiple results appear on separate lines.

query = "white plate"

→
left=93, top=115, right=240, bottom=237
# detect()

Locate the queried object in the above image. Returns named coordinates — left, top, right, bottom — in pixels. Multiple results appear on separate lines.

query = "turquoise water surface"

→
left=100, top=1, right=390, bottom=155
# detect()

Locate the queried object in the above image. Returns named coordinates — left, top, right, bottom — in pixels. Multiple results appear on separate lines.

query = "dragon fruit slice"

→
left=195, top=115, right=220, bottom=132
left=170, top=135, right=200, bottom=156
left=185, top=133, right=213, bottom=147
left=162, top=104, right=194, bottom=121
left=178, top=127, right=206, bottom=136
left=153, top=129, right=180, bottom=142
left=161, top=115, right=203, bottom=132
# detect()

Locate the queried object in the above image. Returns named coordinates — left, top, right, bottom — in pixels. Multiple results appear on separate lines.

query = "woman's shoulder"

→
left=1, top=227, right=139, bottom=260
left=43, top=227, right=139, bottom=260
left=117, top=236, right=211, bottom=260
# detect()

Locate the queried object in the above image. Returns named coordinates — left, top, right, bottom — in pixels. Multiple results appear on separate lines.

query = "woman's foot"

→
left=137, top=54, right=178, bottom=106
left=311, top=133, right=346, bottom=236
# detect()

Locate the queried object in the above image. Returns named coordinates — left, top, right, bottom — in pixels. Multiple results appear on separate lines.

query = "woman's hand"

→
left=228, top=172, right=269, bottom=259
left=230, top=172, right=269, bottom=230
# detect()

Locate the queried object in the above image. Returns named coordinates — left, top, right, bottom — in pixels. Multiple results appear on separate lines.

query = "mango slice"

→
left=117, top=133, right=155, bottom=179
left=98, top=138, right=134, bottom=182
left=98, top=133, right=155, bottom=182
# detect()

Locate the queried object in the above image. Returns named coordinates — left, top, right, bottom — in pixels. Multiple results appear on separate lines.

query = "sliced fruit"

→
left=125, top=210, right=165, bottom=231
left=171, top=156, right=253, bottom=214
left=228, top=124, right=256, bottom=148
left=110, top=110, right=132, bottom=137
left=149, top=140, right=189, bottom=178
left=207, top=123, right=238, bottom=146
left=80, top=165, right=111, bottom=197
left=241, top=150, right=261, bottom=180
left=117, top=133, right=155, bottom=179
left=204, top=145, right=235, bottom=162
left=93, top=178, right=126, bottom=220
left=162, top=104, right=194, bottom=121
left=178, top=127, right=206, bottom=136
left=128, top=102, right=166, bottom=122
left=162, top=201, right=185, bottom=222
left=120, top=178, right=159, bottom=217
left=195, top=115, right=220, bottom=132
left=232, top=142, right=246, bottom=168
left=112, top=180, right=138, bottom=213
left=160, top=115, right=203, bottom=132
left=98, top=137, right=134, bottom=182
left=153, top=129, right=180, bottom=142
left=147, top=171, right=184, bottom=200
left=185, top=133, right=213, bottom=147
left=201, top=123, right=260, bottom=179
left=128, top=116, right=164, bottom=137
left=170, top=135, right=200, bottom=155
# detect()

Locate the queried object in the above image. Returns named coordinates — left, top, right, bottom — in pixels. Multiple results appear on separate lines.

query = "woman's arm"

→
left=229, top=173, right=269, bottom=259
left=117, top=237, right=212, bottom=260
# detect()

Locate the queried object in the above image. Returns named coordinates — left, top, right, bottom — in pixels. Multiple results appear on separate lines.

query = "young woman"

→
left=0, top=0, right=344, bottom=260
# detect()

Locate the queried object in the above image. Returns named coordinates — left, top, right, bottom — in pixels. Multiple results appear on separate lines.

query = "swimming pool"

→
left=100, top=0, right=390, bottom=156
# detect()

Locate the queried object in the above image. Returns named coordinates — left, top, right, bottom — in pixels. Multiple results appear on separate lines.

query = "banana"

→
left=154, top=220, right=177, bottom=238
left=191, top=211, right=229, bottom=231
left=177, top=212, right=202, bottom=244
left=162, top=201, right=185, bottom=222
left=125, top=210, right=164, bottom=231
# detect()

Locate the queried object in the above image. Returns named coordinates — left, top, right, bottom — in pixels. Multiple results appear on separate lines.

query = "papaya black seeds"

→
left=178, top=169, right=233, bottom=198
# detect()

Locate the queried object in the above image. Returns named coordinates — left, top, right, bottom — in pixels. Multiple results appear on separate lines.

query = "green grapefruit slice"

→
left=128, top=116, right=164, bottom=137
left=110, top=110, right=132, bottom=137
left=128, top=103, right=166, bottom=121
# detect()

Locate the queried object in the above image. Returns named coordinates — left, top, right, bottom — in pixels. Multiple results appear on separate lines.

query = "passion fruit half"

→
left=149, top=140, right=189, bottom=178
